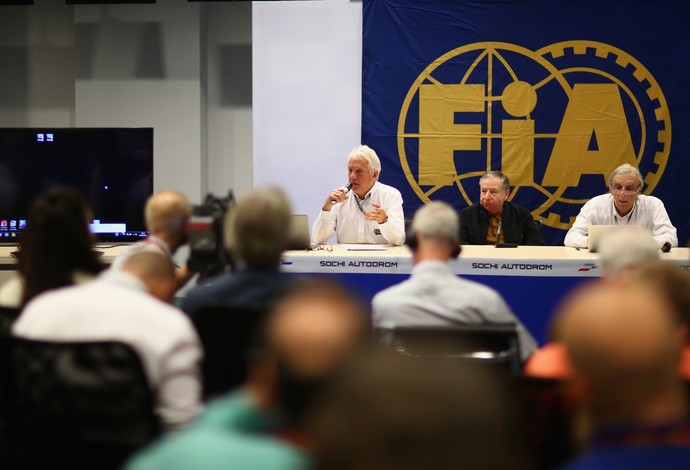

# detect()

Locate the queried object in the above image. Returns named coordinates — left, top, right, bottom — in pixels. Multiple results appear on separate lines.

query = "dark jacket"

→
left=460, top=201, right=544, bottom=246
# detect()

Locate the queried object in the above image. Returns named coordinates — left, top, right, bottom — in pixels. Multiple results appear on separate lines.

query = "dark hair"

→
left=18, top=186, right=104, bottom=306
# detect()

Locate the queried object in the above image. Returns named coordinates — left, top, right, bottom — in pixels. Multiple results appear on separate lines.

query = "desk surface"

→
left=281, top=245, right=690, bottom=277
left=0, top=244, right=134, bottom=270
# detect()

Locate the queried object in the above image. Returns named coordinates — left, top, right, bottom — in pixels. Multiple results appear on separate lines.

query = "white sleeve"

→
left=156, top=332, right=204, bottom=431
left=650, top=199, right=678, bottom=247
left=378, top=188, right=405, bottom=246
left=564, top=201, right=595, bottom=247
left=311, top=209, right=337, bottom=245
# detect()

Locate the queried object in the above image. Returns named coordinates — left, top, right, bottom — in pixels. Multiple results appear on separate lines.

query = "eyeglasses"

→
left=610, top=188, right=640, bottom=195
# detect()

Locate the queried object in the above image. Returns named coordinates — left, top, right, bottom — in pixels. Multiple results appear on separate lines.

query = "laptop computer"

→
left=287, top=214, right=311, bottom=250
left=587, top=224, right=618, bottom=253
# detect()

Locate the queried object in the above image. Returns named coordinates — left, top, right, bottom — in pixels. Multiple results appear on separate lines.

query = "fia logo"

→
left=398, top=41, right=670, bottom=230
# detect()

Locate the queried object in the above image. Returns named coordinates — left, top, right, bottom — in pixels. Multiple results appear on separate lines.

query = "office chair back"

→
left=192, top=302, right=270, bottom=400
left=0, top=306, right=20, bottom=335
left=11, top=337, right=161, bottom=469
left=376, top=323, right=522, bottom=376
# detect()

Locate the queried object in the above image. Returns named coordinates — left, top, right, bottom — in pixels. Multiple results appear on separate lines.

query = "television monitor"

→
left=0, top=127, right=153, bottom=243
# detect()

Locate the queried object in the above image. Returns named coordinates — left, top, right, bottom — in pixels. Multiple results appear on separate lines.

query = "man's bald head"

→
left=559, top=281, right=685, bottom=424
left=122, top=252, right=176, bottom=302
left=144, top=190, right=192, bottom=243
left=266, top=280, right=367, bottom=376
left=249, top=280, right=367, bottom=422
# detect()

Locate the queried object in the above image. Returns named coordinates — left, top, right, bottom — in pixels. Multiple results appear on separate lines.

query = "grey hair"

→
left=480, top=171, right=510, bottom=191
left=598, top=225, right=659, bottom=279
left=348, top=145, right=381, bottom=176
left=607, top=164, right=643, bottom=189
left=224, top=187, right=292, bottom=269
left=411, top=201, right=460, bottom=244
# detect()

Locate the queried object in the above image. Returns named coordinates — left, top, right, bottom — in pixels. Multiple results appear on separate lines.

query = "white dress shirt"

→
left=13, top=270, right=204, bottom=431
left=312, top=181, right=405, bottom=245
left=564, top=193, right=677, bottom=248
left=372, top=260, right=537, bottom=361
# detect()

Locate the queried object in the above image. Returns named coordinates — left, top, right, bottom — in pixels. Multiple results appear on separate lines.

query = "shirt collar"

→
left=412, top=259, right=454, bottom=276
left=145, top=235, right=173, bottom=257
left=99, top=269, right=149, bottom=293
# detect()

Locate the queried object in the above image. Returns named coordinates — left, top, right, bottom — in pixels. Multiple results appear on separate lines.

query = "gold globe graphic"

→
left=397, top=41, right=671, bottom=230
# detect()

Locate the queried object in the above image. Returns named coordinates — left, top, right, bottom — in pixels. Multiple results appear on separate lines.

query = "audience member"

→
left=564, top=164, right=677, bottom=248
left=633, top=262, right=690, bottom=381
left=525, top=226, right=660, bottom=379
left=312, top=145, right=405, bottom=245
left=13, top=252, right=203, bottom=431
left=111, top=190, right=193, bottom=289
left=182, top=187, right=296, bottom=317
left=557, top=281, right=690, bottom=469
left=372, top=201, right=537, bottom=360
left=126, top=279, right=367, bottom=470
left=308, top=350, right=530, bottom=470
left=460, top=171, right=544, bottom=245
left=0, top=185, right=104, bottom=308
left=597, top=225, right=660, bottom=280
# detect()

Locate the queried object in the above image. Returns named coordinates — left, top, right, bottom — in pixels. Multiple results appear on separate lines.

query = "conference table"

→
left=0, top=244, right=687, bottom=345
left=279, top=245, right=690, bottom=345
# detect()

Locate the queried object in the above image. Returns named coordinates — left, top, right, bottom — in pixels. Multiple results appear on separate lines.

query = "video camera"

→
left=187, top=190, right=235, bottom=280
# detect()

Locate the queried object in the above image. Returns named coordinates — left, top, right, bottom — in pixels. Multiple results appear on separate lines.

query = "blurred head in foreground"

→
left=250, top=278, right=368, bottom=425
left=559, top=280, right=686, bottom=428
left=308, top=351, right=528, bottom=470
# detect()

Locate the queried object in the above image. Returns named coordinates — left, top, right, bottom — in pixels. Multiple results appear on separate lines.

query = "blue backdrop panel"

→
left=362, top=0, right=690, bottom=246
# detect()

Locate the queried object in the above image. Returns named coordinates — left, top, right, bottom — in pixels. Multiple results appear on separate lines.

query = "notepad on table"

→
left=341, top=244, right=387, bottom=251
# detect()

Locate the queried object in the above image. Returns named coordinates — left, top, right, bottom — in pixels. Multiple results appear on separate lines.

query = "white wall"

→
left=202, top=2, right=254, bottom=199
left=0, top=1, right=75, bottom=127
left=0, top=0, right=363, bottom=217
left=73, top=1, right=203, bottom=200
left=253, top=1, right=362, bottom=235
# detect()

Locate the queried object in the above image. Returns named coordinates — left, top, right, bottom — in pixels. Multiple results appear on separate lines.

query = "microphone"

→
left=331, top=183, right=352, bottom=205
left=661, top=241, right=672, bottom=253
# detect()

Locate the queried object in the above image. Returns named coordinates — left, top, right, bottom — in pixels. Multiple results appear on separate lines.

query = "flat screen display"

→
left=0, top=128, right=153, bottom=243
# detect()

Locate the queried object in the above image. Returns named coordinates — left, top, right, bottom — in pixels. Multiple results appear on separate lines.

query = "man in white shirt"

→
left=13, top=252, right=204, bottom=432
left=312, top=145, right=405, bottom=245
left=564, top=164, right=677, bottom=249
left=372, top=202, right=537, bottom=361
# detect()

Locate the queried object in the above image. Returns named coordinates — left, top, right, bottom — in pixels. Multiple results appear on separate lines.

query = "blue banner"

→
left=362, top=0, right=690, bottom=246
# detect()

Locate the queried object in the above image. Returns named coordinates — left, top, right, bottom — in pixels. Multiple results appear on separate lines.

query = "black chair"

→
left=0, top=332, right=15, bottom=469
left=10, top=338, right=161, bottom=470
left=376, top=323, right=523, bottom=376
left=516, top=376, right=576, bottom=470
left=192, top=302, right=270, bottom=401
left=0, top=306, right=20, bottom=335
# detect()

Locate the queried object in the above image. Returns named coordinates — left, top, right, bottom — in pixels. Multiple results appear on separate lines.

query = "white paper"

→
left=341, top=244, right=387, bottom=251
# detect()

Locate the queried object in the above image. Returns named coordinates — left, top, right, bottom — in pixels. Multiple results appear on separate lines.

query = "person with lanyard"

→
left=312, top=145, right=405, bottom=246
left=460, top=171, right=544, bottom=246
left=110, top=190, right=195, bottom=290
left=564, top=164, right=677, bottom=249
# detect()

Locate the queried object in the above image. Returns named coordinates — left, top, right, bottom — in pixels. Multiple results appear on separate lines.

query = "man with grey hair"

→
left=564, top=164, right=677, bottom=248
left=461, top=170, right=544, bottom=245
left=312, top=145, right=405, bottom=245
left=372, top=201, right=536, bottom=360
left=182, top=187, right=297, bottom=317
left=597, top=225, right=660, bottom=280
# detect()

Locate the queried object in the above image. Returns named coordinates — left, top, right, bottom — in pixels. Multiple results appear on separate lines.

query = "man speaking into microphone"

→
left=312, top=145, right=405, bottom=245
